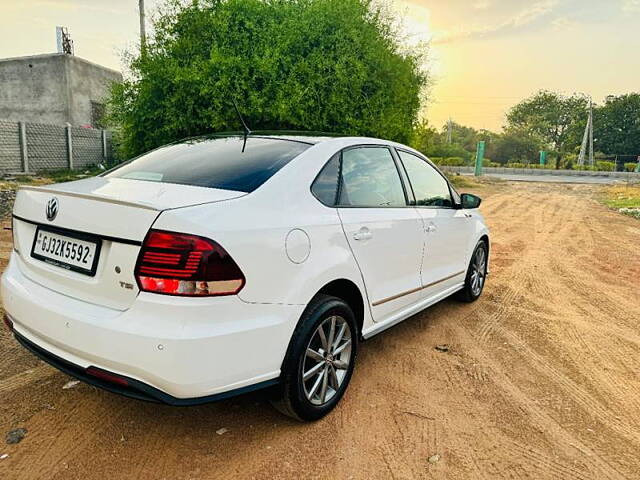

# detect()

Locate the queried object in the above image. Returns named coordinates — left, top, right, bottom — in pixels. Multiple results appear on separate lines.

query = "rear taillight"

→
left=135, top=230, right=245, bottom=297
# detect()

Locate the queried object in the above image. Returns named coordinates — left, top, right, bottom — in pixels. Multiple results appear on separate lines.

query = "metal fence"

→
left=0, top=119, right=113, bottom=174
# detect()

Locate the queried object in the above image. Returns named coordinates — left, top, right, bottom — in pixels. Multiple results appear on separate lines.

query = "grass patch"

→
left=445, top=173, right=480, bottom=190
left=601, top=185, right=640, bottom=219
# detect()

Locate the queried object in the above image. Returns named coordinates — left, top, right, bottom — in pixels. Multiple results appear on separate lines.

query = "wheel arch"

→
left=278, top=278, right=366, bottom=384
left=314, top=279, right=365, bottom=337
left=478, top=233, right=490, bottom=272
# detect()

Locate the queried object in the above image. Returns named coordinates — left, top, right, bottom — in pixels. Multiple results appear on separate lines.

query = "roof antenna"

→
left=232, top=98, right=252, bottom=153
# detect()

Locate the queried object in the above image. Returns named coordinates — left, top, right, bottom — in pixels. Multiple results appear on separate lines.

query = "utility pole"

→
left=446, top=118, right=453, bottom=144
left=139, top=0, right=146, bottom=54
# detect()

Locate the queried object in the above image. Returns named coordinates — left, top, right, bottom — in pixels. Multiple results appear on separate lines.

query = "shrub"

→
left=107, top=0, right=429, bottom=158
left=624, top=162, right=639, bottom=172
left=435, top=157, right=468, bottom=167
left=595, top=161, right=615, bottom=172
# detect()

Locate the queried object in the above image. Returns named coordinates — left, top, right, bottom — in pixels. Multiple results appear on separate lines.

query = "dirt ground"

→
left=1, top=181, right=639, bottom=480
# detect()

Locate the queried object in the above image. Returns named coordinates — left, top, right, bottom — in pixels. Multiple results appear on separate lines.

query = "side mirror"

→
left=461, top=193, right=482, bottom=209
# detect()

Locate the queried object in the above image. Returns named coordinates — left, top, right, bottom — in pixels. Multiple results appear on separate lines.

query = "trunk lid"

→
left=11, top=177, right=246, bottom=310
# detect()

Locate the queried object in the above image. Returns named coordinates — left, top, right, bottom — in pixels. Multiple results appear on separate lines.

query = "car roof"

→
left=174, top=132, right=418, bottom=154
left=183, top=132, right=341, bottom=145
left=252, top=135, right=336, bottom=145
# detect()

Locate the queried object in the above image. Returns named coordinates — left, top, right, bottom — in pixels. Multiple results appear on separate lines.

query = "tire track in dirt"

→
left=0, top=364, right=56, bottom=394
left=432, top=342, right=598, bottom=480
left=451, top=322, right=627, bottom=480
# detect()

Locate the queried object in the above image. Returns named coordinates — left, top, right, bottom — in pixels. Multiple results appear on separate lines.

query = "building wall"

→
left=67, top=56, right=122, bottom=127
left=0, top=53, right=122, bottom=127
left=0, top=54, right=69, bottom=125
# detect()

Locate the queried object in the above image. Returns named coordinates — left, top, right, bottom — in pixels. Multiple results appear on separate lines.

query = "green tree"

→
left=594, top=94, right=640, bottom=155
left=493, top=128, right=541, bottom=165
left=444, top=121, right=479, bottom=152
left=477, top=129, right=500, bottom=162
left=506, top=90, right=588, bottom=169
left=409, top=119, right=442, bottom=155
left=108, top=0, right=428, bottom=158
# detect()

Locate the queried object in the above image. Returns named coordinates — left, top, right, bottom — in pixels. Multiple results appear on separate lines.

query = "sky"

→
left=1, top=0, right=639, bottom=132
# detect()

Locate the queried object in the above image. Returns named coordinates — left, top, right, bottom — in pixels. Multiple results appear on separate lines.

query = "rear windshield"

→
left=105, top=136, right=311, bottom=193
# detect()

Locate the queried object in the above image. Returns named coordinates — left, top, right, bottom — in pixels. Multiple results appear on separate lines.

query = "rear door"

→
left=396, top=149, right=473, bottom=296
left=336, top=146, right=424, bottom=322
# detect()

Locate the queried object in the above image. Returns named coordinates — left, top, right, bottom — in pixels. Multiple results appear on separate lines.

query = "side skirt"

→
left=361, top=283, right=464, bottom=340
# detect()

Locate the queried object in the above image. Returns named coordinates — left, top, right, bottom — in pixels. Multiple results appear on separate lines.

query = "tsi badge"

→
left=46, top=197, right=59, bottom=222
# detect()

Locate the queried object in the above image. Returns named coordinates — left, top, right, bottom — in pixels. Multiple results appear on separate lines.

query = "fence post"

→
left=101, top=130, right=107, bottom=160
left=66, top=124, right=74, bottom=169
left=474, top=141, right=485, bottom=176
left=19, top=122, right=29, bottom=174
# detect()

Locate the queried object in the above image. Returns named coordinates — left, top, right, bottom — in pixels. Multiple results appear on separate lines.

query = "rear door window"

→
left=106, top=137, right=310, bottom=193
left=311, top=153, right=341, bottom=206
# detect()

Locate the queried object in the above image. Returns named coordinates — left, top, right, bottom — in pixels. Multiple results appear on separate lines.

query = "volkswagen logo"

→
left=46, top=197, right=59, bottom=222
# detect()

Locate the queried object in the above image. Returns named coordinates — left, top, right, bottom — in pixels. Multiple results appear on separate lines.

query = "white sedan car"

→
left=1, top=134, right=489, bottom=421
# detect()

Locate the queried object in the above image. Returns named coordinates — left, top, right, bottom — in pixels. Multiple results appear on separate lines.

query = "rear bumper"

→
left=12, top=329, right=277, bottom=405
left=1, top=253, right=304, bottom=401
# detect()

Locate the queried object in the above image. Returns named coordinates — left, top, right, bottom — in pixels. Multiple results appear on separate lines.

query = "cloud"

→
left=433, top=0, right=559, bottom=44
left=473, top=1, right=493, bottom=9
left=623, top=0, right=640, bottom=12
left=551, top=16, right=577, bottom=31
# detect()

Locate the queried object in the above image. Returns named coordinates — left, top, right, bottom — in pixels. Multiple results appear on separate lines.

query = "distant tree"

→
left=493, top=128, right=541, bottom=164
left=594, top=94, right=640, bottom=155
left=443, top=121, right=479, bottom=152
left=506, top=90, right=588, bottom=169
left=107, top=0, right=429, bottom=158
left=410, top=119, right=442, bottom=155
left=476, top=129, right=501, bottom=162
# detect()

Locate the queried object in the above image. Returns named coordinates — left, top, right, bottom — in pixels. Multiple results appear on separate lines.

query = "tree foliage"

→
left=493, top=128, right=541, bottom=164
left=107, top=0, right=428, bottom=158
left=506, top=90, right=588, bottom=168
left=594, top=94, right=640, bottom=155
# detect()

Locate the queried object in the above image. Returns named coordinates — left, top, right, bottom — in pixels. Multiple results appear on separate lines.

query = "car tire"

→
left=456, top=240, right=488, bottom=303
left=271, top=294, right=358, bottom=421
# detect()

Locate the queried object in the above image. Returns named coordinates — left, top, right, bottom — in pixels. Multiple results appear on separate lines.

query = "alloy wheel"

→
left=302, top=315, right=352, bottom=406
left=470, top=246, right=487, bottom=296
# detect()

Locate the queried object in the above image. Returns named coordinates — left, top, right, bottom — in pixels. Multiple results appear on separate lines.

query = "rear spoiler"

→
left=19, top=186, right=160, bottom=211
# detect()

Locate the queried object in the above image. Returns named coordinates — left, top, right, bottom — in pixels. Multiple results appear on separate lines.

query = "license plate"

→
left=31, top=227, right=101, bottom=276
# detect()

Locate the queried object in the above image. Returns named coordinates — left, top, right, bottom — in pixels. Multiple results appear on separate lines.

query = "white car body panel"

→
left=2, top=257, right=303, bottom=398
left=415, top=207, right=473, bottom=294
left=338, top=207, right=424, bottom=322
left=1, top=135, right=489, bottom=401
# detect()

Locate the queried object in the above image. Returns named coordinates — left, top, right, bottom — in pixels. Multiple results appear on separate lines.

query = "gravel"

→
left=6, top=428, right=27, bottom=445
left=0, top=188, right=16, bottom=219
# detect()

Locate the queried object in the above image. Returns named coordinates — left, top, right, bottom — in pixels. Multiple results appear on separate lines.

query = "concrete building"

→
left=0, top=53, right=122, bottom=127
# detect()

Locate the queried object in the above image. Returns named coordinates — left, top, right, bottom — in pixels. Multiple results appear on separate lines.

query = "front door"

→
left=396, top=149, right=473, bottom=296
left=336, top=146, right=424, bottom=322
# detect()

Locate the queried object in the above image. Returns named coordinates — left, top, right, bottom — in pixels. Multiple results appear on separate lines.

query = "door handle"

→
left=464, top=213, right=473, bottom=218
left=353, top=228, right=373, bottom=241
left=426, top=224, right=437, bottom=233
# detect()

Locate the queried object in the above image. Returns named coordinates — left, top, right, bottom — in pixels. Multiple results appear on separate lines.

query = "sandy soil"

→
left=1, top=181, right=639, bottom=479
